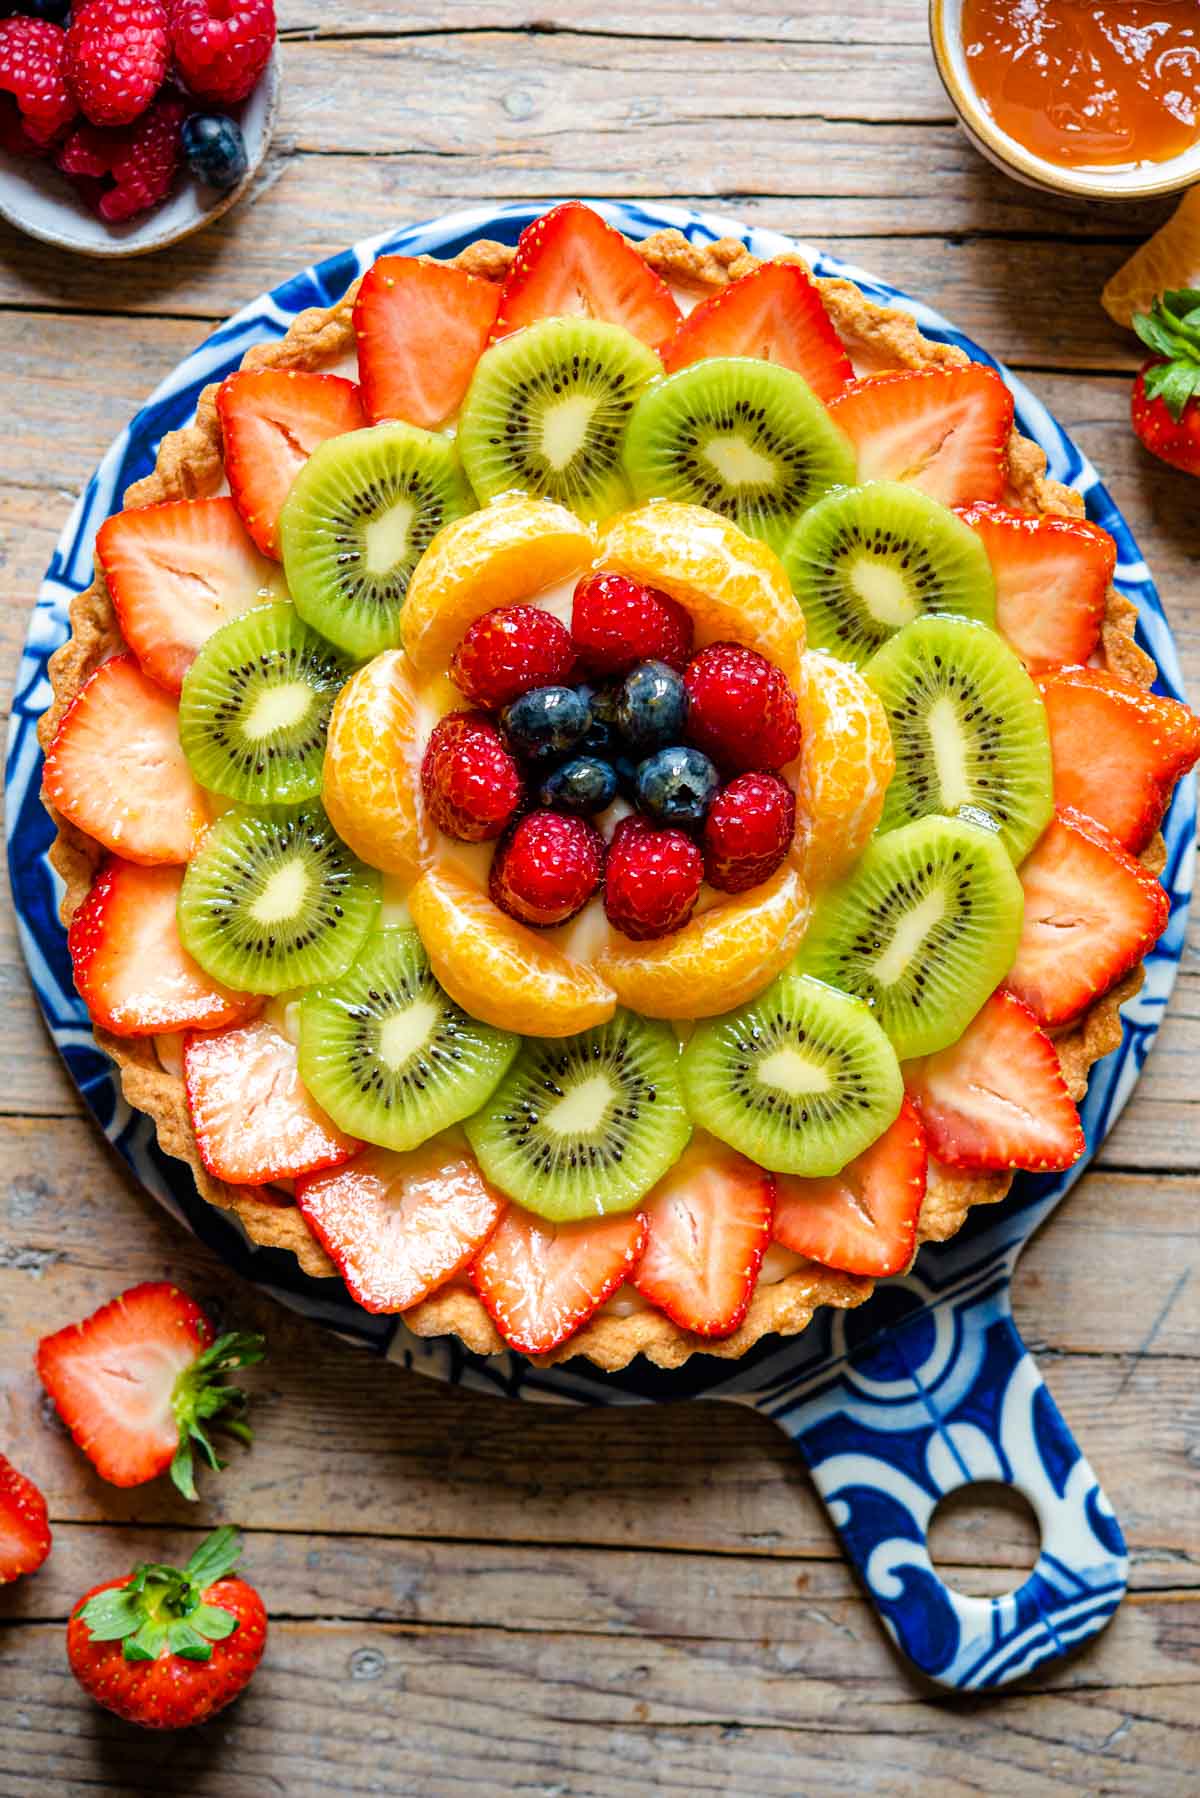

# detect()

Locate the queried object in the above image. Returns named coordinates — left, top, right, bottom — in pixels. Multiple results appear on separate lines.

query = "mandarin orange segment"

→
left=595, top=865, right=811, bottom=1020
left=791, top=650, right=894, bottom=885
left=322, top=650, right=434, bottom=880
left=408, top=863, right=617, bottom=1037
left=597, top=501, right=806, bottom=672
left=402, top=495, right=596, bottom=678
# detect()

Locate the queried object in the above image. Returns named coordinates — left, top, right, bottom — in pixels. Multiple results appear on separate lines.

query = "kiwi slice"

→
left=464, top=1008, right=691, bottom=1222
left=621, top=356, right=856, bottom=553
left=178, top=802, right=381, bottom=995
left=178, top=602, right=353, bottom=805
left=782, top=481, right=996, bottom=663
left=679, top=972, right=903, bottom=1178
left=457, top=316, right=661, bottom=522
left=865, top=613, right=1053, bottom=863
left=298, top=928, right=518, bottom=1151
left=279, top=421, right=473, bottom=660
left=795, top=813, right=1024, bottom=1059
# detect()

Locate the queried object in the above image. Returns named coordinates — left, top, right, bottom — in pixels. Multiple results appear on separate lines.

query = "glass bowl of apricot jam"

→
left=931, top=0, right=1200, bottom=200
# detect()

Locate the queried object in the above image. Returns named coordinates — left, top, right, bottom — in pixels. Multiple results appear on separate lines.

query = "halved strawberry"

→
left=827, top=364, right=1014, bottom=506
left=216, top=369, right=365, bottom=557
left=353, top=255, right=501, bottom=430
left=955, top=502, right=1114, bottom=674
left=296, top=1139, right=504, bottom=1314
left=906, top=991, right=1085, bottom=1173
left=772, top=1098, right=927, bottom=1277
left=43, top=653, right=209, bottom=865
left=491, top=202, right=681, bottom=350
left=1005, top=808, right=1170, bottom=1027
left=662, top=261, right=852, bottom=403
left=1040, top=666, right=1200, bottom=853
left=0, top=1454, right=51, bottom=1585
left=96, top=497, right=286, bottom=693
left=184, top=1017, right=360, bottom=1186
left=36, top=1282, right=263, bottom=1497
left=68, top=858, right=259, bottom=1037
left=470, top=1205, right=647, bottom=1355
left=632, top=1137, right=774, bottom=1336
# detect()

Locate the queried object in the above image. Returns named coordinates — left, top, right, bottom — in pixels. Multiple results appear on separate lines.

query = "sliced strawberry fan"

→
left=471, top=1206, right=648, bottom=1355
left=490, top=201, right=681, bottom=350
left=354, top=256, right=501, bottom=430
left=217, top=369, right=366, bottom=557
left=773, top=1098, right=928, bottom=1278
left=955, top=502, right=1113, bottom=674
left=662, top=260, right=852, bottom=403
left=633, top=1138, right=774, bottom=1336
left=828, top=364, right=1014, bottom=507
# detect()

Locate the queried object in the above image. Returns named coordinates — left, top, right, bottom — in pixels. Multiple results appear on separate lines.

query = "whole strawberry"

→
left=37, top=1280, right=264, bottom=1499
left=68, top=1526, right=267, bottom=1730
left=66, top=0, right=169, bottom=129
left=0, top=1452, right=52, bottom=1586
left=1131, top=290, right=1200, bottom=477
left=168, top=0, right=274, bottom=104
left=0, top=15, right=75, bottom=146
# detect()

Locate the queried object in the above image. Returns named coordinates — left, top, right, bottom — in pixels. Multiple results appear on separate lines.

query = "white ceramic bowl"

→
left=930, top=0, right=1200, bottom=202
left=0, top=49, right=278, bottom=258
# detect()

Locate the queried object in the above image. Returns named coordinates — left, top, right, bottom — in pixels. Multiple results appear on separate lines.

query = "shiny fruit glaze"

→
left=962, top=0, right=1200, bottom=170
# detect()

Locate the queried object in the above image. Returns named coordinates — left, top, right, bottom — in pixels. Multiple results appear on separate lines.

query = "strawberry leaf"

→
left=184, top=1524, right=243, bottom=1588
left=77, top=1586, right=143, bottom=1640
left=169, top=1330, right=265, bottom=1500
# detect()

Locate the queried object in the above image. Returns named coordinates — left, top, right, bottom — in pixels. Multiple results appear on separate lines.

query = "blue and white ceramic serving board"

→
left=7, top=200, right=1194, bottom=1693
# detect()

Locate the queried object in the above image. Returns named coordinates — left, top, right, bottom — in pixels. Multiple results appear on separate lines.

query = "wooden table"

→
left=1, top=4, right=1197, bottom=1791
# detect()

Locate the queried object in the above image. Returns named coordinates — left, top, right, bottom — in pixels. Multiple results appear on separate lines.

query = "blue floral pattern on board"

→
left=7, top=200, right=1193, bottom=1690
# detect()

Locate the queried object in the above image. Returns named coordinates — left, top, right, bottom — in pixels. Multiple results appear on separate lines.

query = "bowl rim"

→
left=929, top=0, right=1200, bottom=202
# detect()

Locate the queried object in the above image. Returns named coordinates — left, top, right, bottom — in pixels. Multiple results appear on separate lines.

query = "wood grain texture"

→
left=1, top=1, right=1198, bottom=1792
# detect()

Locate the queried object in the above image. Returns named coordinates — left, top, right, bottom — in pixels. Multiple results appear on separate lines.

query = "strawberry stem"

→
left=169, top=1331, right=265, bottom=1501
left=1133, top=292, right=1200, bottom=421
left=77, top=1527, right=243, bottom=1664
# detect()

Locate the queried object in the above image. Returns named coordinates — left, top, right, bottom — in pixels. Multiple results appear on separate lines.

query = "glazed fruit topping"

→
left=0, top=1453, right=51, bottom=1586
left=537, top=753, right=618, bottom=816
left=634, top=1137, right=775, bottom=1337
left=420, top=711, right=523, bottom=843
left=500, top=682, right=591, bottom=763
left=828, top=364, right=1014, bottom=508
left=217, top=367, right=366, bottom=558
left=354, top=255, right=502, bottom=431
left=450, top=604, right=576, bottom=710
left=683, top=641, right=801, bottom=773
left=470, top=1206, right=649, bottom=1354
left=168, top=0, right=275, bottom=105
left=773, top=1096, right=927, bottom=1278
left=0, top=15, right=74, bottom=146
left=603, top=814, right=703, bottom=941
left=615, top=658, right=688, bottom=754
left=571, top=570, right=694, bottom=674
left=661, top=259, right=853, bottom=404
left=954, top=501, right=1113, bottom=675
left=66, top=0, right=168, bottom=129
left=489, top=809, right=605, bottom=928
left=490, top=199, right=681, bottom=350
left=702, top=770, right=796, bottom=893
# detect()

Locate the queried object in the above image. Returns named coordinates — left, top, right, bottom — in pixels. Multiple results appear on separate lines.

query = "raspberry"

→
left=0, top=93, right=49, bottom=156
left=703, top=772, right=796, bottom=894
left=572, top=571, right=694, bottom=675
left=420, top=711, right=523, bottom=843
left=57, top=93, right=184, bottom=222
left=490, top=810, right=604, bottom=928
left=65, top=0, right=169, bottom=129
left=450, top=605, right=576, bottom=711
left=683, top=642, right=801, bottom=773
left=0, top=16, right=75, bottom=146
left=603, top=814, right=703, bottom=942
left=168, top=0, right=275, bottom=104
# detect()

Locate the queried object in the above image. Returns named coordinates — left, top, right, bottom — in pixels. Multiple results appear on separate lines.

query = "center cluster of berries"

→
left=420, top=572, right=801, bottom=942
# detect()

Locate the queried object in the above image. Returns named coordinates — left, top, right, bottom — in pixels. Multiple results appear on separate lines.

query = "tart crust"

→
left=40, top=227, right=1161, bottom=1372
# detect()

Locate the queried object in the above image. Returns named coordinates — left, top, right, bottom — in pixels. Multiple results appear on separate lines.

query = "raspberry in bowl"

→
left=39, top=201, right=1200, bottom=1371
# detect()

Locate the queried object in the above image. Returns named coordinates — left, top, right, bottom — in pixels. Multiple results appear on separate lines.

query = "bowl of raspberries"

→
left=0, top=0, right=276, bottom=253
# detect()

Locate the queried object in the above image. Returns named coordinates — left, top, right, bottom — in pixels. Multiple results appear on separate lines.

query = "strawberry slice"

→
left=772, top=1098, right=927, bottom=1277
left=43, top=653, right=209, bottom=865
left=470, top=1205, right=648, bottom=1355
left=632, top=1137, right=774, bottom=1336
left=36, top=1282, right=263, bottom=1496
left=491, top=202, right=681, bottom=350
left=296, top=1139, right=504, bottom=1314
left=955, top=502, right=1114, bottom=674
left=184, top=1017, right=361, bottom=1186
left=1040, top=666, right=1200, bottom=853
left=353, top=256, right=501, bottom=430
left=827, top=364, right=1014, bottom=506
left=69, top=858, right=259, bottom=1037
left=0, top=1454, right=51, bottom=1585
left=906, top=991, right=1085, bottom=1173
left=216, top=369, right=366, bottom=557
left=662, top=261, right=852, bottom=403
left=96, top=497, right=286, bottom=693
left=1006, top=808, right=1170, bottom=1027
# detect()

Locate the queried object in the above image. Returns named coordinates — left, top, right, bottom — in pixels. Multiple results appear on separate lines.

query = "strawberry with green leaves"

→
left=1131, top=290, right=1200, bottom=476
left=67, top=1526, right=267, bottom=1730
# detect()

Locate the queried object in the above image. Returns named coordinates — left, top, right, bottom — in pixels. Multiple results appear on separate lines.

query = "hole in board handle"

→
left=928, top=1481, right=1041, bottom=1599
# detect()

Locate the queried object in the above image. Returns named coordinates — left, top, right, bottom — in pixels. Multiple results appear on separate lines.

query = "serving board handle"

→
left=757, top=1281, right=1128, bottom=1689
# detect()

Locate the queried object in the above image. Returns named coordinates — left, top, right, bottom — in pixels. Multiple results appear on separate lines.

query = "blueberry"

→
left=575, top=680, right=621, bottom=757
left=616, top=660, right=687, bottom=754
left=612, top=753, right=641, bottom=801
left=501, top=684, right=591, bottom=763
left=181, top=114, right=249, bottom=194
left=635, top=746, right=721, bottom=828
left=538, top=755, right=618, bottom=816
left=13, top=0, right=70, bottom=19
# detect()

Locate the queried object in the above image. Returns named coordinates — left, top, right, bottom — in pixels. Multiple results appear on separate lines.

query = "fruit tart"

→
left=40, top=202, right=1200, bottom=1370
